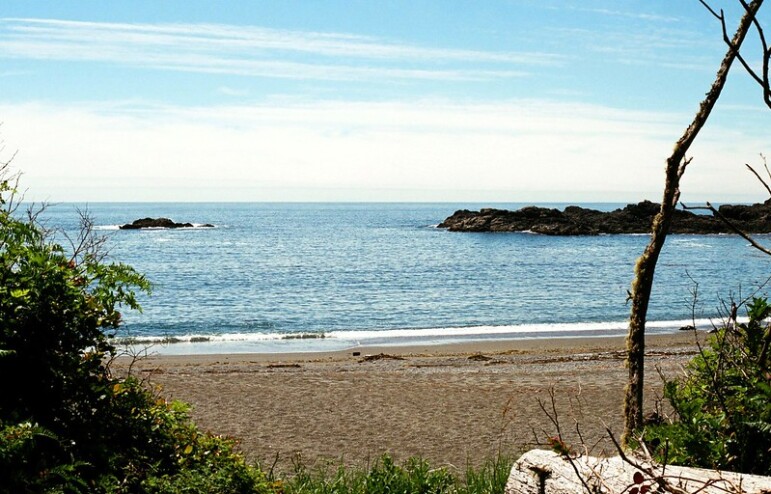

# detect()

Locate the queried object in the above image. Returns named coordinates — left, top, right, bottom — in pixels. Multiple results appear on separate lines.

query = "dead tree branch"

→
left=745, top=162, right=771, bottom=195
left=682, top=201, right=771, bottom=256
left=624, top=0, right=764, bottom=444
left=701, top=0, right=771, bottom=107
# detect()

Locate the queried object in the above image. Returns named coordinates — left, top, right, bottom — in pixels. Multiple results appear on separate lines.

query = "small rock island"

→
left=438, top=200, right=771, bottom=235
left=119, top=218, right=215, bottom=230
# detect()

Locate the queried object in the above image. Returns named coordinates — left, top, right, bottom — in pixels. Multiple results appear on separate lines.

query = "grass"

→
left=269, top=453, right=514, bottom=494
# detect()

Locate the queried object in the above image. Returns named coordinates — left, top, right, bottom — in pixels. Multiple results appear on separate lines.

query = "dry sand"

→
left=117, top=332, right=704, bottom=473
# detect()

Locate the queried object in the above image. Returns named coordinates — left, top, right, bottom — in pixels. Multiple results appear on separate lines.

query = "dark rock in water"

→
left=437, top=200, right=771, bottom=235
left=119, top=218, right=215, bottom=230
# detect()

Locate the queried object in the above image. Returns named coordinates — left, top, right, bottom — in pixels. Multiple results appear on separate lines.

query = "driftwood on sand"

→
left=506, top=449, right=771, bottom=494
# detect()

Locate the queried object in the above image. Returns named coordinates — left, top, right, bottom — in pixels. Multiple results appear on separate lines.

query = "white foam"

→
left=326, top=318, right=717, bottom=340
left=117, top=318, right=721, bottom=347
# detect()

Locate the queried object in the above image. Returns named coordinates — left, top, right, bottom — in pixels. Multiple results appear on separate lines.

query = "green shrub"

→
left=0, top=171, right=275, bottom=493
left=458, top=455, right=512, bottom=494
left=644, top=297, right=771, bottom=475
left=281, top=454, right=512, bottom=494
left=0, top=420, right=90, bottom=493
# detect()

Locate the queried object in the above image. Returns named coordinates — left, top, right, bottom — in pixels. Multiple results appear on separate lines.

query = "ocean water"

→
left=39, top=202, right=771, bottom=354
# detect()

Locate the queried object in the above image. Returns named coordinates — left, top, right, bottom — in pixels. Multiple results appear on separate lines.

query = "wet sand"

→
left=116, top=332, right=703, bottom=473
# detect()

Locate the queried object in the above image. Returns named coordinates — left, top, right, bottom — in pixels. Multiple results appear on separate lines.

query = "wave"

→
left=113, top=332, right=326, bottom=345
left=112, top=317, right=723, bottom=349
left=326, top=319, right=712, bottom=340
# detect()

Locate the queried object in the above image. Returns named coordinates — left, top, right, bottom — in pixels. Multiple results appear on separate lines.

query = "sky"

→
left=1, top=1, right=770, bottom=203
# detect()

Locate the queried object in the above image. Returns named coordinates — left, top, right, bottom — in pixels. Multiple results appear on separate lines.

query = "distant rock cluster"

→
left=119, top=218, right=214, bottom=230
left=438, top=200, right=771, bottom=235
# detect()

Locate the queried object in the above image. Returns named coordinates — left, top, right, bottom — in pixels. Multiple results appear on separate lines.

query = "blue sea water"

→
left=39, top=202, right=771, bottom=354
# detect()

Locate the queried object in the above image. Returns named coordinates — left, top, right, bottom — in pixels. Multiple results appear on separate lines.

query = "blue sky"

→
left=1, top=1, right=770, bottom=202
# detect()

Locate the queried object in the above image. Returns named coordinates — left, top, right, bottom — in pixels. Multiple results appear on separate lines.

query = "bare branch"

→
left=677, top=156, right=693, bottom=181
left=745, top=162, right=771, bottom=196
left=682, top=201, right=771, bottom=256
left=606, top=427, right=693, bottom=494
left=698, top=0, right=723, bottom=20
left=704, top=0, right=767, bottom=87
left=739, top=0, right=771, bottom=106
left=537, top=387, right=563, bottom=441
left=703, top=0, right=771, bottom=107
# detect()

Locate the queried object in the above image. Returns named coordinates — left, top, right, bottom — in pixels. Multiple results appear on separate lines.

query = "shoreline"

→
left=117, top=322, right=710, bottom=356
left=125, top=330, right=703, bottom=362
left=118, top=331, right=704, bottom=472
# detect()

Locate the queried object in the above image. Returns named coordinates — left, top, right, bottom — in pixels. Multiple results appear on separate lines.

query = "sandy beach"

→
left=117, top=332, right=704, bottom=473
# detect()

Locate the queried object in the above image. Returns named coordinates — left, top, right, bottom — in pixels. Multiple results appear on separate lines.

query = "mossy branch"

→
left=623, top=0, right=764, bottom=445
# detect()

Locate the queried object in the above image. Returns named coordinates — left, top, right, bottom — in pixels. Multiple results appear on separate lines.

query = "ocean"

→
left=39, top=202, right=771, bottom=354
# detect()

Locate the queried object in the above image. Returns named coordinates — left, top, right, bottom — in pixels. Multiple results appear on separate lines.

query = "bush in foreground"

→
left=644, top=297, right=771, bottom=475
left=0, top=384, right=273, bottom=493
left=0, top=170, right=274, bottom=493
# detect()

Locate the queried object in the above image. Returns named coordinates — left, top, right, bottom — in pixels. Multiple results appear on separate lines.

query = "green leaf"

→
left=9, top=288, right=29, bottom=298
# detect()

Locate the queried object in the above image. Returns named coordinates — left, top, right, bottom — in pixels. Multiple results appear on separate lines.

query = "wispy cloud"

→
left=217, top=86, right=249, bottom=97
left=2, top=98, right=763, bottom=202
left=0, top=99, right=682, bottom=197
left=0, top=18, right=563, bottom=82
left=547, top=24, right=720, bottom=72
left=537, top=1, right=721, bottom=73
left=0, top=69, right=28, bottom=77
left=570, top=7, right=680, bottom=23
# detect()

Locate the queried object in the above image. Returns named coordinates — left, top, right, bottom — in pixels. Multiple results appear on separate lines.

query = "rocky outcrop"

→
left=438, top=200, right=771, bottom=235
left=119, top=218, right=214, bottom=230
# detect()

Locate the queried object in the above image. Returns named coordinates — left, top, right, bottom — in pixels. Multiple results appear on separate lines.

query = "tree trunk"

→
left=623, top=0, right=764, bottom=444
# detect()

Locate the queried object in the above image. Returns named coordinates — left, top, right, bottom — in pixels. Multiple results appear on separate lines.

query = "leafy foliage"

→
left=281, top=454, right=512, bottom=494
left=644, top=297, right=771, bottom=475
left=0, top=172, right=274, bottom=493
left=457, top=455, right=513, bottom=494
left=0, top=420, right=89, bottom=493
